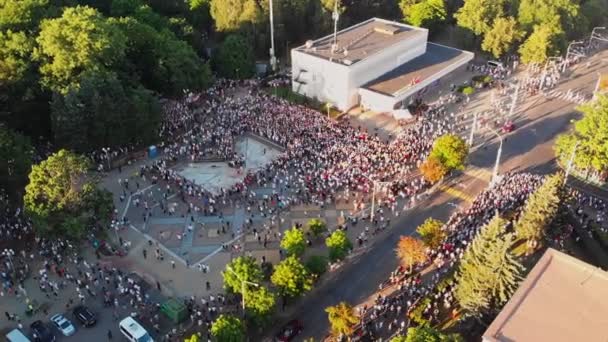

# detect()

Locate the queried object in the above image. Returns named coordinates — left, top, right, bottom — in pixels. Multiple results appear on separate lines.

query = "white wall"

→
left=291, top=50, right=351, bottom=110
left=359, top=88, right=395, bottom=112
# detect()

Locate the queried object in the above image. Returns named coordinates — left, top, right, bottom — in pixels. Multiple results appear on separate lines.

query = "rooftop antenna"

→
left=331, top=0, right=340, bottom=53
left=269, top=0, right=277, bottom=71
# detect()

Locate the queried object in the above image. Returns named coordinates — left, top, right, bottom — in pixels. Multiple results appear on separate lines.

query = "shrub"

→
left=305, top=255, right=328, bottom=276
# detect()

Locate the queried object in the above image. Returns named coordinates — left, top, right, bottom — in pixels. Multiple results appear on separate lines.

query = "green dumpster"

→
left=160, top=298, right=188, bottom=324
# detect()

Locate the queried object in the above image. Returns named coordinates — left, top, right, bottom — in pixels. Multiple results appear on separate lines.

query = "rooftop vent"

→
left=305, top=40, right=314, bottom=49
left=343, top=59, right=353, bottom=66
left=374, top=24, right=399, bottom=35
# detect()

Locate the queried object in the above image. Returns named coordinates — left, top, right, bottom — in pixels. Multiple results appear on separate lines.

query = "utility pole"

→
left=508, top=80, right=520, bottom=118
left=468, top=112, right=478, bottom=146
left=563, top=41, right=586, bottom=73
left=487, top=126, right=503, bottom=182
left=564, top=140, right=579, bottom=184
left=593, top=72, right=602, bottom=100
left=588, top=27, right=607, bottom=50
left=227, top=266, right=259, bottom=317
left=269, top=0, right=277, bottom=71
left=331, top=0, right=340, bottom=53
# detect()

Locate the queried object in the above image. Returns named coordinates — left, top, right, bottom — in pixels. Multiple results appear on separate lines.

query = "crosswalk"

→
left=438, top=184, right=476, bottom=202
left=545, top=89, right=589, bottom=105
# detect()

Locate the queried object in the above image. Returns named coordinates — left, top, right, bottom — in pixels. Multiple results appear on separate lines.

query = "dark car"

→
left=30, top=320, right=56, bottom=342
left=275, top=320, right=303, bottom=342
left=72, top=305, right=97, bottom=327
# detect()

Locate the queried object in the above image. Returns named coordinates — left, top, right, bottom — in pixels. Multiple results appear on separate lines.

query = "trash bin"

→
left=160, top=298, right=187, bottom=324
left=148, top=145, right=157, bottom=159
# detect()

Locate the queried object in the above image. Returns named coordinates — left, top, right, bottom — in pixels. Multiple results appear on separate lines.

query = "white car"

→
left=50, top=314, right=76, bottom=337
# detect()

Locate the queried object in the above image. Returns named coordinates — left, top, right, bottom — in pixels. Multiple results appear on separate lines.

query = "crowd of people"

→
left=354, top=172, right=544, bottom=339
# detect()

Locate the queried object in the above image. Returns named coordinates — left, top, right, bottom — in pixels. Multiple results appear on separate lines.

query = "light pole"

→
left=468, top=112, right=478, bottom=146
left=226, top=266, right=259, bottom=316
left=269, top=0, right=277, bottom=71
left=487, top=126, right=503, bottom=182
left=563, top=41, right=586, bottom=72
left=538, top=57, right=562, bottom=91
left=508, top=80, right=520, bottom=118
left=593, top=72, right=603, bottom=100
left=325, top=103, right=332, bottom=120
left=588, top=27, right=607, bottom=50
left=564, top=140, right=579, bottom=184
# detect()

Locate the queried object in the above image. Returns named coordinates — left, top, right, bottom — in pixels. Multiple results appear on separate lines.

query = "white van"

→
left=5, top=329, right=31, bottom=342
left=118, top=317, right=153, bottom=342
left=487, top=60, right=504, bottom=69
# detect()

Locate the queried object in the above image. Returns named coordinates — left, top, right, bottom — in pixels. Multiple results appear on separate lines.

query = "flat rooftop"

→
left=295, top=18, right=426, bottom=65
left=363, top=43, right=473, bottom=96
left=483, top=248, right=608, bottom=342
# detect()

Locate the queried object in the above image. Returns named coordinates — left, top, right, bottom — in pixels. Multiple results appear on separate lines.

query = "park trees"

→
left=34, top=6, right=127, bottom=94
left=23, top=149, right=103, bottom=239
left=400, top=0, right=447, bottom=30
left=454, top=0, right=507, bottom=36
left=209, top=0, right=263, bottom=31
left=416, top=218, right=446, bottom=249
left=455, top=215, right=524, bottom=317
left=517, top=0, right=579, bottom=37
left=325, top=302, right=359, bottom=337
left=482, top=17, right=524, bottom=59
left=222, top=256, right=264, bottom=294
left=210, top=314, right=245, bottom=342
left=281, top=227, right=306, bottom=256
left=213, top=34, right=255, bottom=79
left=0, top=0, right=50, bottom=31
left=325, top=230, right=353, bottom=262
left=429, top=134, right=469, bottom=172
left=50, top=71, right=161, bottom=152
left=271, top=255, right=313, bottom=299
left=308, top=218, right=327, bottom=238
left=518, top=24, right=561, bottom=64
left=392, top=326, right=464, bottom=342
left=515, top=173, right=564, bottom=251
left=244, top=286, right=276, bottom=325
left=395, top=236, right=427, bottom=273
left=554, top=96, right=608, bottom=175
left=0, top=30, right=35, bottom=86
left=0, top=125, right=34, bottom=191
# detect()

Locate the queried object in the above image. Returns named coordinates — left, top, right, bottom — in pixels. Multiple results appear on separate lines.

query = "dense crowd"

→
left=355, top=172, right=544, bottom=339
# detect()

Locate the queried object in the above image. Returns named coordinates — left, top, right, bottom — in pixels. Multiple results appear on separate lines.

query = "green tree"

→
left=307, top=218, right=327, bottom=238
left=271, top=255, right=313, bottom=298
left=325, top=230, right=353, bottom=262
left=554, top=96, right=608, bottom=174
left=213, top=33, right=255, bottom=79
left=455, top=0, right=507, bottom=36
left=0, top=125, right=34, bottom=190
left=395, top=236, right=427, bottom=273
left=481, top=17, right=524, bottom=59
left=325, top=302, right=359, bottom=337
left=210, top=314, right=245, bottom=342
left=23, top=149, right=95, bottom=238
left=429, top=134, right=469, bottom=171
left=305, top=255, right=328, bottom=277
left=420, top=156, right=448, bottom=183
left=416, top=218, right=445, bottom=249
left=402, top=0, right=447, bottom=30
left=455, top=215, right=524, bottom=317
left=210, top=0, right=263, bottom=31
left=34, top=5, right=127, bottom=94
left=50, top=71, right=161, bottom=152
left=518, top=24, right=560, bottom=64
left=0, top=0, right=50, bottom=31
left=244, top=286, right=276, bottom=326
left=0, top=30, right=35, bottom=86
left=281, top=227, right=306, bottom=256
left=222, top=256, right=263, bottom=294
left=515, top=173, right=563, bottom=250
left=400, top=326, right=464, bottom=341
left=517, top=0, right=579, bottom=36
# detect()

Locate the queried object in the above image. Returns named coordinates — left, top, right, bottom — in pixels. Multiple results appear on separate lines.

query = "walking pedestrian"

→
left=107, top=329, right=113, bottom=340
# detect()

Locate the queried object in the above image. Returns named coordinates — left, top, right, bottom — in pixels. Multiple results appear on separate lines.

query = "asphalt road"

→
left=283, top=55, right=607, bottom=340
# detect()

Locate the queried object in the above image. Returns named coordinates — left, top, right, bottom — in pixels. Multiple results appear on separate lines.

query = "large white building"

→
left=291, top=18, right=474, bottom=113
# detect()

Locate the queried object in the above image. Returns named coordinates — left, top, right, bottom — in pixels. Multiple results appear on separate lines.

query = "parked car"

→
left=50, top=313, right=76, bottom=336
left=502, top=121, right=515, bottom=133
left=30, top=320, right=55, bottom=342
left=119, top=317, right=154, bottom=342
left=72, top=306, right=97, bottom=327
left=275, top=320, right=303, bottom=342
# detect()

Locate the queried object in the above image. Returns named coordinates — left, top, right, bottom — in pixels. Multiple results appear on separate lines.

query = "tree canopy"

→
left=454, top=0, right=507, bottom=36
left=416, top=218, right=445, bottom=249
left=0, top=30, right=35, bottom=86
left=210, top=314, right=245, bottom=342
left=244, top=286, right=276, bottom=325
left=326, top=301, right=359, bottom=337
left=281, top=227, right=307, bottom=256
left=0, top=124, right=34, bottom=190
left=401, top=0, right=446, bottom=30
left=271, top=255, right=313, bottom=298
left=34, top=6, right=127, bottom=94
left=395, top=236, right=427, bottom=272
left=222, top=256, right=264, bottom=294
left=325, top=229, right=353, bottom=261
left=481, top=17, right=524, bottom=59
left=429, top=134, right=469, bottom=171
left=214, top=33, right=255, bottom=79
left=518, top=24, right=561, bottom=64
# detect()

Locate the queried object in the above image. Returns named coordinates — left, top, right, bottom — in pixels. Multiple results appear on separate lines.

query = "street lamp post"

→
left=468, top=112, right=478, bottom=146
left=508, top=80, right=520, bottom=118
left=588, top=27, right=607, bottom=50
left=487, top=126, right=504, bottom=182
left=326, top=103, right=332, bottom=120
left=564, top=140, right=580, bottom=184
left=593, top=72, right=602, bottom=100
left=226, top=266, right=259, bottom=317
left=564, top=41, right=586, bottom=73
